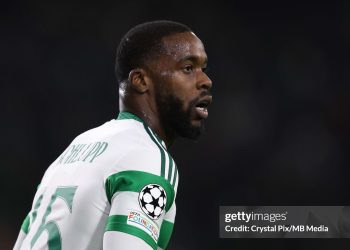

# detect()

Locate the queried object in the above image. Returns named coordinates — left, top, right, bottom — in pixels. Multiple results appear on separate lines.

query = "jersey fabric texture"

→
left=15, top=112, right=179, bottom=250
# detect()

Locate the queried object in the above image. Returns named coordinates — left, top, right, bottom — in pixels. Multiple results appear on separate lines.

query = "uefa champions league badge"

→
left=138, top=184, right=167, bottom=220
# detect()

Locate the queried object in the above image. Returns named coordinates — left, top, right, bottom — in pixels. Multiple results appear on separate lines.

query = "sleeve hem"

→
left=105, top=215, right=157, bottom=250
left=21, top=214, right=30, bottom=234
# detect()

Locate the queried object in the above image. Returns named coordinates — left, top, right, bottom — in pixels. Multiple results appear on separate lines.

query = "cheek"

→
left=159, top=71, right=197, bottom=108
left=170, top=75, right=196, bottom=96
left=176, top=89, right=197, bottom=113
left=159, top=70, right=174, bottom=78
left=178, top=93, right=197, bottom=114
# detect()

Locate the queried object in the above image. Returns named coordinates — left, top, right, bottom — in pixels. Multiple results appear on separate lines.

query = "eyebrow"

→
left=178, top=55, right=208, bottom=65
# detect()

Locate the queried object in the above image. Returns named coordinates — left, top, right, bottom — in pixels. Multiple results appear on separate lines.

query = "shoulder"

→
left=102, top=121, right=179, bottom=207
left=107, top=121, right=178, bottom=186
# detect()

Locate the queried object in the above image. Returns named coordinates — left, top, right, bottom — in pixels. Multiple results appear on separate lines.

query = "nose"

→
left=197, top=72, right=212, bottom=90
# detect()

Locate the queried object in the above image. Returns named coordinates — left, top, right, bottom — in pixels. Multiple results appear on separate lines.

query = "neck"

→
left=120, top=99, right=176, bottom=148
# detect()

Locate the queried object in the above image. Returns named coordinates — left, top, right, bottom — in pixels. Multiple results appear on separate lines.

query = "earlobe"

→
left=128, top=69, right=148, bottom=93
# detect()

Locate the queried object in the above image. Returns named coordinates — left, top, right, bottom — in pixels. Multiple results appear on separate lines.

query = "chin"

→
left=191, top=119, right=204, bottom=128
left=178, top=120, right=204, bottom=140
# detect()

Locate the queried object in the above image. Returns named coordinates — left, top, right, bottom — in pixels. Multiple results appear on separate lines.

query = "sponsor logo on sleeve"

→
left=127, top=211, right=160, bottom=242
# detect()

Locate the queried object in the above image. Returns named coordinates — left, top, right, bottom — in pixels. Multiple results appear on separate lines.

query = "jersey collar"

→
left=117, top=111, right=167, bottom=149
left=117, top=111, right=143, bottom=123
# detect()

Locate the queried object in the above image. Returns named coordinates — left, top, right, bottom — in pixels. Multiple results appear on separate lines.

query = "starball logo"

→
left=225, top=211, right=287, bottom=223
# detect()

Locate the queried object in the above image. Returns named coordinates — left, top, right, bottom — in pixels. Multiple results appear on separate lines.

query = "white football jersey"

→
left=15, top=112, right=178, bottom=250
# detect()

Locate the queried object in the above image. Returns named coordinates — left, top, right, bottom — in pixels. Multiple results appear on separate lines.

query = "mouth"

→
left=195, top=96, right=212, bottom=119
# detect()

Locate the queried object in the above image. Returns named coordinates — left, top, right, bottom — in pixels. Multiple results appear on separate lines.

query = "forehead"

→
left=160, top=32, right=207, bottom=61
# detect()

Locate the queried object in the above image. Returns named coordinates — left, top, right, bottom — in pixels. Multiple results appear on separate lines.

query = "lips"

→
left=195, top=95, right=212, bottom=119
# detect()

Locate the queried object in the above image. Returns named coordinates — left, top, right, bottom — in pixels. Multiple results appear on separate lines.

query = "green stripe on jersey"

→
left=117, top=112, right=143, bottom=122
left=105, top=215, right=157, bottom=250
left=143, top=124, right=177, bottom=186
left=172, top=167, right=178, bottom=187
left=168, top=157, right=177, bottom=187
left=169, top=158, right=177, bottom=187
left=143, top=124, right=166, bottom=178
left=105, top=170, right=175, bottom=212
left=158, top=220, right=174, bottom=250
left=21, top=214, right=30, bottom=234
left=116, top=111, right=178, bottom=187
left=167, top=158, right=173, bottom=183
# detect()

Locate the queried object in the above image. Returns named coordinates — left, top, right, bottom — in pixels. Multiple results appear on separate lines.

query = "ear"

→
left=128, top=68, right=149, bottom=93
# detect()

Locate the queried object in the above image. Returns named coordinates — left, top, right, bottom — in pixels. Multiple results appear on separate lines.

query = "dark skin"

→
left=119, top=31, right=212, bottom=147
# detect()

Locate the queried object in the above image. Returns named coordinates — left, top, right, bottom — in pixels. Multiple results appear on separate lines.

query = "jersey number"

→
left=30, top=187, right=77, bottom=250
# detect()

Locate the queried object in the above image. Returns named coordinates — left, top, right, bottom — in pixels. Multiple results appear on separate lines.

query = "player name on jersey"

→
left=57, top=141, right=108, bottom=165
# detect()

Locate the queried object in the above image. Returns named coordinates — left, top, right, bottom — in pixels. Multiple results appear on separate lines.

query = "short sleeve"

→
left=104, top=170, right=176, bottom=249
left=103, top=133, right=179, bottom=249
left=157, top=202, right=176, bottom=250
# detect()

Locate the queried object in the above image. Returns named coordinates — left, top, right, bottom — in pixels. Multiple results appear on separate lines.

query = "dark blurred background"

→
left=2, top=0, right=350, bottom=249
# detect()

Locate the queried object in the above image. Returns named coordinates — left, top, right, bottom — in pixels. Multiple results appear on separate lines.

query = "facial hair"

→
left=155, top=87, right=204, bottom=140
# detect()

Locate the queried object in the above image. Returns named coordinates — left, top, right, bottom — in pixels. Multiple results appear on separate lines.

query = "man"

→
left=14, top=20, right=212, bottom=250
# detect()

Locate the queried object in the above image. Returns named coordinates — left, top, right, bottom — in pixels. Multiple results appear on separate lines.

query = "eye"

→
left=202, top=67, right=208, bottom=73
left=182, top=65, right=193, bottom=73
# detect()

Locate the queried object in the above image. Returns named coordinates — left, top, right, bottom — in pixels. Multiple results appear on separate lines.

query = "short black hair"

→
left=115, top=20, right=192, bottom=83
